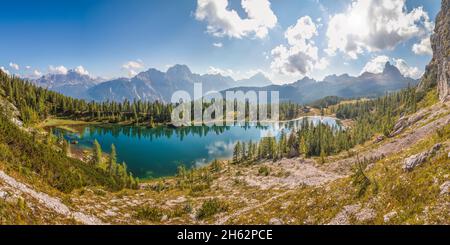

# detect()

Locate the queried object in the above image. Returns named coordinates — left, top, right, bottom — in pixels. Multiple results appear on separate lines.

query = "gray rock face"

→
left=419, top=0, right=450, bottom=101
left=437, top=59, right=449, bottom=101
left=403, top=144, right=442, bottom=172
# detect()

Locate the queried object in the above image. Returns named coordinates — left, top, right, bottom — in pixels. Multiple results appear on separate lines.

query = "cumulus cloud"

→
left=213, top=42, right=223, bottom=48
left=361, top=55, right=391, bottom=74
left=195, top=0, right=277, bottom=39
left=0, top=66, right=10, bottom=75
left=74, top=65, right=89, bottom=75
left=270, top=16, right=328, bottom=76
left=326, top=0, right=434, bottom=59
left=412, top=36, right=433, bottom=55
left=49, top=65, right=68, bottom=75
left=122, top=60, right=145, bottom=77
left=9, top=62, right=19, bottom=70
left=25, top=65, right=31, bottom=70
left=361, top=55, right=422, bottom=79
left=393, top=58, right=422, bottom=79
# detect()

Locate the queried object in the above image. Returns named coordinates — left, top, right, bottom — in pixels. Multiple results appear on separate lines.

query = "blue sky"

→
left=0, top=0, right=441, bottom=83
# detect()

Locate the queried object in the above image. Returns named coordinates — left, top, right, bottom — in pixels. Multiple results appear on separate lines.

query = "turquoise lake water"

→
left=55, top=116, right=340, bottom=178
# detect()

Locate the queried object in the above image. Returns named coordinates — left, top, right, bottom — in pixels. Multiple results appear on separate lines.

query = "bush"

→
left=258, top=166, right=270, bottom=176
left=196, top=198, right=228, bottom=220
left=135, top=206, right=164, bottom=222
left=351, top=159, right=371, bottom=198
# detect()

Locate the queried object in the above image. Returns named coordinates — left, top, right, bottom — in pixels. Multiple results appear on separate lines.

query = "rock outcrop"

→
left=389, top=114, right=424, bottom=137
left=403, top=144, right=442, bottom=172
left=419, top=0, right=450, bottom=101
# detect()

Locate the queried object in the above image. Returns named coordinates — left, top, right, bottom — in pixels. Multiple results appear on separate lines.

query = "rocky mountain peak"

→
left=382, top=62, right=402, bottom=77
left=166, top=64, right=192, bottom=80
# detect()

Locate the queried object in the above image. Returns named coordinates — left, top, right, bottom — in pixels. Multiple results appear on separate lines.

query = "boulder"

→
left=440, top=181, right=450, bottom=195
left=268, top=218, right=282, bottom=225
left=383, top=211, right=397, bottom=223
left=374, top=135, right=385, bottom=143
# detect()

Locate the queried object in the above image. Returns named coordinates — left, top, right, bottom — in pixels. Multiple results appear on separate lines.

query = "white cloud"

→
left=25, top=65, right=31, bottom=70
left=9, top=62, right=19, bottom=70
left=195, top=0, right=277, bottom=39
left=361, top=55, right=391, bottom=74
left=33, top=70, right=42, bottom=77
left=74, top=65, right=89, bottom=75
left=412, top=36, right=432, bottom=55
left=207, top=66, right=234, bottom=77
left=361, top=55, right=422, bottom=79
left=326, top=0, right=434, bottom=59
left=49, top=65, right=68, bottom=75
left=270, top=16, right=328, bottom=76
left=206, top=66, right=273, bottom=81
left=0, top=66, right=10, bottom=75
left=243, top=69, right=271, bottom=79
left=213, top=42, right=223, bottom=48
left=122, top=60, right=145, bottom=77
left=393, top=58, right=422, bottom=79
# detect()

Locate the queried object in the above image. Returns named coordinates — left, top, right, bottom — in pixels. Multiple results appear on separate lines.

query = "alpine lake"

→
left=52, top=116, right=342, bottom=179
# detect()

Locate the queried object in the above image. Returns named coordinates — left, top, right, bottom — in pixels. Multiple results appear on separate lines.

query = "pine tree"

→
left=62, top=139, right=71, bottom=156
left=299, top=136, right=307, bottom=157
left=241, top=142, right=246, bottom=161
left=92, top=139, right=103, bottom=166
left=233, top=141, right=241, bottom=163
left=108, top=144, right=117, bottom=174
left=320, top=148, right=326, bottom=164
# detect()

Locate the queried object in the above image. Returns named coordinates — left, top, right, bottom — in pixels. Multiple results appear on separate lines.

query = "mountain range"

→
left=33, top=69, right=102, bottom=99
left=224, top=62, right=418, bottom=104
left=31, top=64, right=272, bottom=102
left=31, top=62, right=417, bottom=104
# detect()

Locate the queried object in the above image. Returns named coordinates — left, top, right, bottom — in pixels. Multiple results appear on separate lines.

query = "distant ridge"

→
left=223, top=62, right=418, bottom=104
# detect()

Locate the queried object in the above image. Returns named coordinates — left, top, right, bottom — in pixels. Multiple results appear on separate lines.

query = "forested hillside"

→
left=0, top=71, right=172, bottom=126
left=0, top=71, right=140, bottom=193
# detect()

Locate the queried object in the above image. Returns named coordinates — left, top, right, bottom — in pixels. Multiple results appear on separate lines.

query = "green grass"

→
left=418, top=89, right=439, bottom=109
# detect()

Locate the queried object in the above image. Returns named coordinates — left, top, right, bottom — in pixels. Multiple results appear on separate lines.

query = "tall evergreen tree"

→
left=108, top=144, right=117, bottom=174
left=92, top=139, right=102, bottom=166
